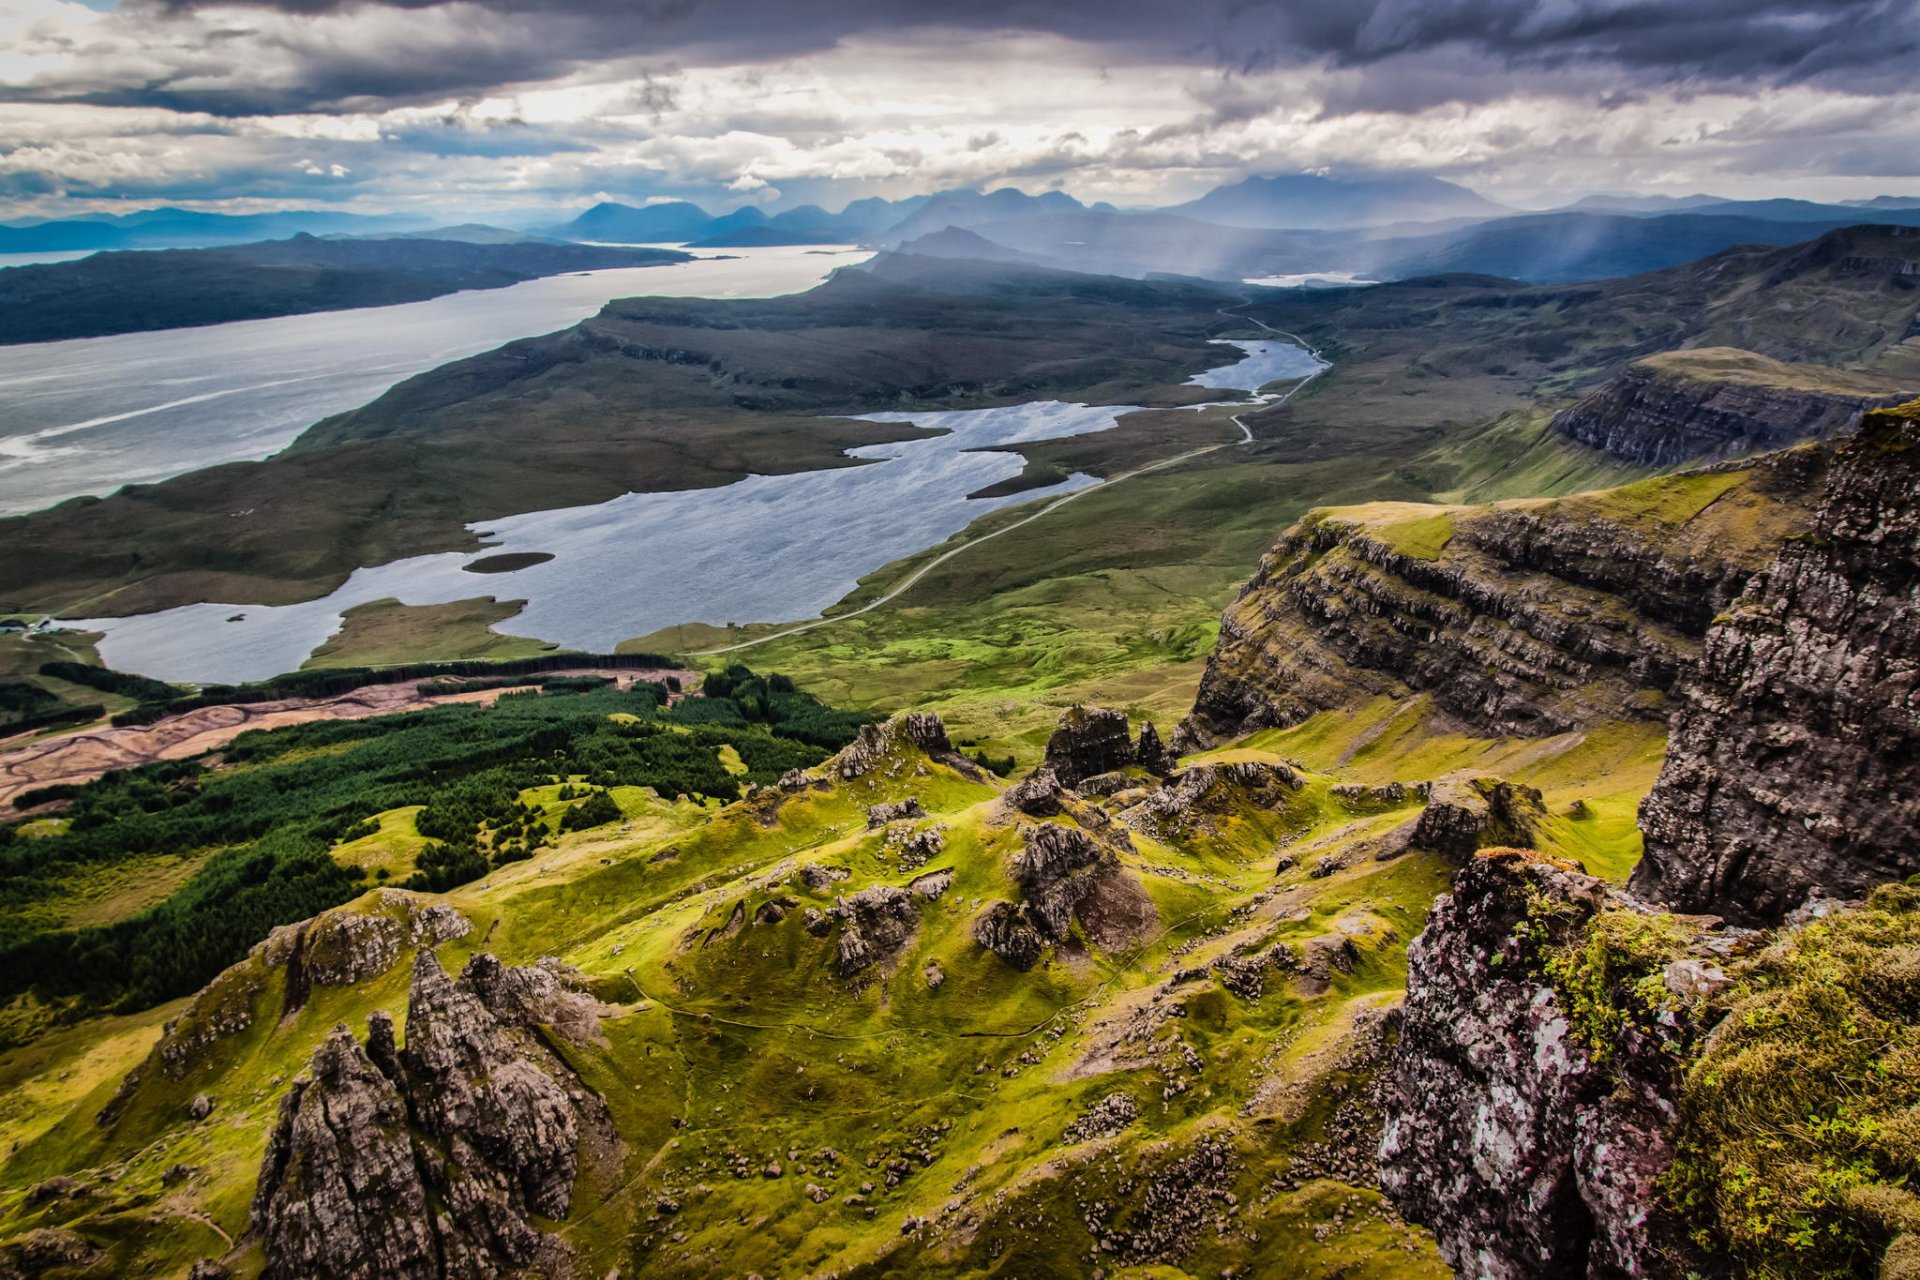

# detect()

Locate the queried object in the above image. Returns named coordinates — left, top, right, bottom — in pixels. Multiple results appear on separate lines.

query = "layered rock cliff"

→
left=1551, top=350, right=1912, bottom=467
left=1631, top=399, right=1920, bottom=923
left=1180, top=455, right=1819, bottom=745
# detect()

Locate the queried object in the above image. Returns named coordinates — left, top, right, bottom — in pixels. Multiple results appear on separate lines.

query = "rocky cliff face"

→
left=252, top=950, right=611, bottom=1280
left=1180, top=456, right=1818, bottom=746
left=1632, top=400, right=1920, bottom=924
left=1551, top=357, right=1906, bottom=467
left=1379, top=850, right=1710, bottom=1280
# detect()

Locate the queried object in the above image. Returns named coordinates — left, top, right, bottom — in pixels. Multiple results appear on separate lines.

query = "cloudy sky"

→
left=2, top=0, right=1917, bottom=220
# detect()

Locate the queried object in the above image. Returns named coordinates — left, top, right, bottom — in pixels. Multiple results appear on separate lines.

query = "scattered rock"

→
left=866, top=798, right=926, bottom=827
left=1061, top=1092, right=1139, bottom=1144
left=188, top=1094, right=214, bottom=1121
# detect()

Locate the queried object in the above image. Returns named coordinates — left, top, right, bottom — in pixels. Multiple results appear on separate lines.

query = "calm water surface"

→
left=0, top=246, right=870, bottom=516
left=74, top=340, right=1325, bottom=682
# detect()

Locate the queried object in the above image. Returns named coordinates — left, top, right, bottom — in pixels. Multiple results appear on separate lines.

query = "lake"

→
left=0, top=245, right=871, bottom=516
left=74, top=340, right=1325, bottom=683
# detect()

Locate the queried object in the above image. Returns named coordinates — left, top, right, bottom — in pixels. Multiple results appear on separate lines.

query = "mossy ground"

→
left=0, top=686, right=1659, bottom=1278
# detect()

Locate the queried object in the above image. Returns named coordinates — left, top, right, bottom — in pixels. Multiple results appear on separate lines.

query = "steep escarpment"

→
left=1180, top=455, right=1819, bottom=745
left=252, top=950, right=610, bottom=1280
left=1551, top=349, right=1914, bottom=466
left=1385, top=855, right=1920, bottom=1280
left=1632, top=399, right=1920, bottom=923
left=1380, top=849, right=1710, bottom=1280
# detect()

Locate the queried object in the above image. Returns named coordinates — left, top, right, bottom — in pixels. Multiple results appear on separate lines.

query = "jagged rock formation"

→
left=1117, top=760, right=1304, bottom=842
left=1633, top=400, right=1920, bottom=923
left=829, top=886, right=921, bottom=978
left=1409, top=773, right=1546, bottom=859
left=973, top=821, right=1154, bottom=968
left=252, top=951, right=610, bottom=1280
left=263, top=895, right=472, bottom=996
left=1551, top=351, right=1911, bottom=466
left=1041, top=705, right=1177, bottom=785
left=832, top=712, right=964, bottom=780
left=1135, top=721, right=1174, bottom=775
left=96, top=895, right=472, bottom=1127
left=1380, top=850, right=1704, bottom=1280
left=1179, top=455, right=1819, bottom=746
left=1042, top=706, right=1136, bottom=786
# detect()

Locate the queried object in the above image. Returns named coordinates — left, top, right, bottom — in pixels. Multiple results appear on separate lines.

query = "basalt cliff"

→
left=1631, top=400, right=1920, bottom=923
left=1179, top=452, right=1820, bottom=746
left=1550, top=350, right=1914, bottom=467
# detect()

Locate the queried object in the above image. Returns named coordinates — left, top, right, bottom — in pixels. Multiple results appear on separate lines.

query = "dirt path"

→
left=694, top=311, right=1328, bottom=658
left=0, top=665, right=694, bottom=810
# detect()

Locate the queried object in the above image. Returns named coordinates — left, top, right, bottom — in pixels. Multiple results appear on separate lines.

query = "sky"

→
left=1, top=0, right=1918, bottom=220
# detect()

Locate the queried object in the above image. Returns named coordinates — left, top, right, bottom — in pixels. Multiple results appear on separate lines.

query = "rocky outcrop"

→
left=866, top=798, right=925, bottom=828
left=252, top=951, right=609, bottom=1280
left=971, top=901, right=1047, bottom=971
left=1042, top=706, right=1136, bottom=786
left=831, top=712, right=965, bottom=780
left=1135, top=721, right=1174, bottom=775
left=1409, top=773, right=1546, bottom=859
left=1551, top=355, right=1908, bottom=466
left=1117, top=760, right=1304, bottom=842
left=1179, top=453, right=1819, bottom=746
left=1380, top=850, right=1704, bottom=1280
left=1010, top=822, right=1112, bottom=937
left=97, top=895, right=472, bottom=1127
left=829, top=886, right=921, bottom=978
left=974, top=821, right=1155, bottom=968
left=1633, top=400, right=1920, bottom=923
left=251, top=1025, right=438, bottom=1280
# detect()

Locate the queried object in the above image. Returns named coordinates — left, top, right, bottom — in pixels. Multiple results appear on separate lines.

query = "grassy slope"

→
left=0, top=700, right=1653, bottom=1278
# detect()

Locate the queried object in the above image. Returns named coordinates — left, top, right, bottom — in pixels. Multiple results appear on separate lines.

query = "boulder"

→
left=1042, top=706, right=1135, bottom=787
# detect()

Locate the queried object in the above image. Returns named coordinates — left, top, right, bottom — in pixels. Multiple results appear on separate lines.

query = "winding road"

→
left=694, top=311, right=1327, bottom=657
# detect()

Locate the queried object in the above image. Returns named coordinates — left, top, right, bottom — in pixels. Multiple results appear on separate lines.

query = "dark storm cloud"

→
left=65, top=0, right=1920, bottom=116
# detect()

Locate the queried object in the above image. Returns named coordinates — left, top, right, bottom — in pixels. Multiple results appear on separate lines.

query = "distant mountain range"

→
left=9, top=176, right=1920, bottom=292
left=1161, top=172, right=1509, bottom=229
left=0, top=207, right=430, bottom=254
left=901, top=203, right=1920, bottom=285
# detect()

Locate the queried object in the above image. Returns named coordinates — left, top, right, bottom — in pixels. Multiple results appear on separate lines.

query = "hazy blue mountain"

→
left=550, top=200, right=717, bottom=243
left=1561, top=193, right=1732, bottom=213
left=1364, top=210, right=1920, bottom=281
left=879, top=188, right=1087, bottom=240
left=0, top=208, right=428, bottom=253
left=1163, top=172, right=1507, bottom=229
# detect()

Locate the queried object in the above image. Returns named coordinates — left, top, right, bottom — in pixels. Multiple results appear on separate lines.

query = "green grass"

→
left=302, top=596, right=557, bottom=668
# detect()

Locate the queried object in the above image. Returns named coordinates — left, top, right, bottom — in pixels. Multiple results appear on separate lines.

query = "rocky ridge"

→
left=1379, top=849, right=1716, bottom=1280
left=252, top=950, right=611, bottom=1280
left=1551, top=353, right=1911, bottom=466
left=1179, top=454, right=1820, bottom=745
left=1633, top=399, right=1920, bottom=923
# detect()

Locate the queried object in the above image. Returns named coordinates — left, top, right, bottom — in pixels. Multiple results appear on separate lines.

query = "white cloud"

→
left=0, top=11, right=1915, bottom=216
